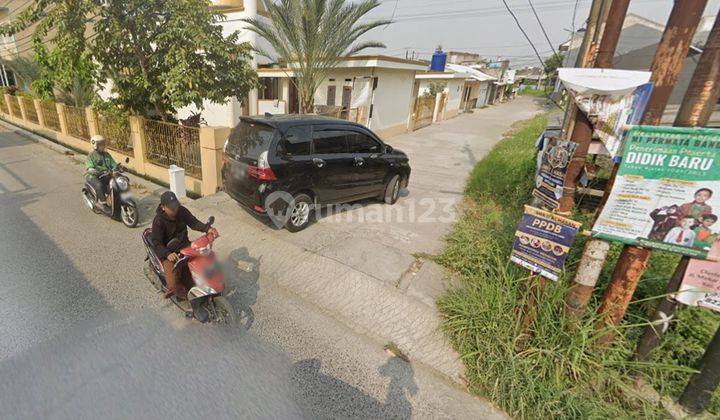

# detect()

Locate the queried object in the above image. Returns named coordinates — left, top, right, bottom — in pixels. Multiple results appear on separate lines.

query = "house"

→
left=250, top=55, right=428, bottom=138
left=415, top=70, right=472, bottom=121
left=447, top=51, right=483, bottom=66
left=181, top=2, right=428, bottom=138
left=515, top=67, right=547, bottom=89
left=559, top=13, right=719, bottom=123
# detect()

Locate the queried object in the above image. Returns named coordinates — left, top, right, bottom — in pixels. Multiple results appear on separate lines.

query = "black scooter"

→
left=81, top=157, right=139, bottom=228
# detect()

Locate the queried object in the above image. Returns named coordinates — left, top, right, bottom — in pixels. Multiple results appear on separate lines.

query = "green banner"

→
left=592, top=125, right=720, bottom=259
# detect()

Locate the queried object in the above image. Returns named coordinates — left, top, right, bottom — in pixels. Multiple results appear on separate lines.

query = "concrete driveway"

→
left=191, top=97, right=544, bottom=381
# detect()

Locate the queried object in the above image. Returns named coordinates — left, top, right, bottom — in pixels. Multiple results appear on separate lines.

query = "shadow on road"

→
left=291, top=357, right=418, bottom=419
left=0, top=187, right=115, bottom=360
left=225, top=247, right=261, bottom=332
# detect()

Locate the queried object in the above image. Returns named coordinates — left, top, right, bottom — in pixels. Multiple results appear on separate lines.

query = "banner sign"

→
left=676, top=259, right=720, bottom=313
left=533, top=138, right=577, bottom=209
left=559, top=68, right=653, bottom=158
left=592, top=125, right=720, bottom=259
left=511, top=206, right=582, bottom=281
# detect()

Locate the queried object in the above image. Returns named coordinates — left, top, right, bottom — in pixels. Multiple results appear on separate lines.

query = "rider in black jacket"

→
left=151, top=191, right=217, bottom=299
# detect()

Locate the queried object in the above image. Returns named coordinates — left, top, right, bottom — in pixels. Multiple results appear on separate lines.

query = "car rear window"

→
left=226, top=120, right=276, bottom=159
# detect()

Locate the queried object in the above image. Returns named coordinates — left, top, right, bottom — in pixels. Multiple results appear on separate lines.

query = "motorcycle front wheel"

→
left=211, top=296, right=236, bottom=324
left=120, top=200, right=139, bottom=227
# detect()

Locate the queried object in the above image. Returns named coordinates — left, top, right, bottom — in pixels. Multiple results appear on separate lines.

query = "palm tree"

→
left=4, top=56, right=40, bottom=93
left=56, top=75, right=96, bottom=107
left=244, top=0, right=391, bottom=113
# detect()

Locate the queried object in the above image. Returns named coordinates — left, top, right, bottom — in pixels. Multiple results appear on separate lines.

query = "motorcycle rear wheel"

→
left=212, top=296, right=235, bottom=324
left=121, top=200, right=139, bottom=227
left=144, top=260, right=164, bottom=292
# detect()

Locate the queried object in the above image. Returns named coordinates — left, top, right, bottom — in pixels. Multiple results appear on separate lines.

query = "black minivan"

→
left=221, top=115, right=411, bottom=232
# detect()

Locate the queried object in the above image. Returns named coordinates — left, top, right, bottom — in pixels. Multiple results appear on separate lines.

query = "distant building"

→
left=447, top=51, right=482, bottom=66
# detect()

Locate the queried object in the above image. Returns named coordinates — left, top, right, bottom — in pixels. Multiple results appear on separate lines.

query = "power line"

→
left=383, top=0, right=398, bottom=31
left=527, top=0, right=557, bottom=55
left=500, top=0, right=547, bottom=71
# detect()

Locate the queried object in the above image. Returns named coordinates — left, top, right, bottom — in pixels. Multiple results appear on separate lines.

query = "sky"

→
left=360, top=0, right=720, bottom=68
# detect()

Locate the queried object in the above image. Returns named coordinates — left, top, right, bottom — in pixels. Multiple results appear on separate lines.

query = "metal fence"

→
left=40, top=101, right=61, bottom=131
left=97, top=112, right=133, bottom=154
left=143, top=118, right=202, bottom=178
left=20, top=97, right=38, bottom=124
left=65, top=105, right=90, bottom=140
left=9, top=96, right=21, bottom=118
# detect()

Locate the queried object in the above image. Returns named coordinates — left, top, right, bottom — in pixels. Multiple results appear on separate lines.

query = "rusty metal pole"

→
left=518, top=1, right=608, bottom=338
left=564, top=0, right=631, bottom=319
left=561, top=0, right=607, bottom=139
left=679, top=325, right=720, bottom=413
left=635, top=11, right=720, bottom=362
left=595, top=0, right=709, bottom=348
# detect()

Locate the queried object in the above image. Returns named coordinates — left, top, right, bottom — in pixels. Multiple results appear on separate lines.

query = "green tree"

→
left=0, top=0, right=95, bottom=100
left=244, top=0, right=391, bottom=113
left=543, top=52, right=565, bottom=77
left=94, top=0, right=258, bottom=119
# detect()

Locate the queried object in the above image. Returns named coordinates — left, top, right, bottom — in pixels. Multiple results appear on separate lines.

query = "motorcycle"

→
left=142, top=216, right=235, bottom=324
left=81, top=157, right=139, bottom=228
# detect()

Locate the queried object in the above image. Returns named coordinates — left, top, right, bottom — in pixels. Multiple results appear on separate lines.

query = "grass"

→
left=520, top=86, right=551, bottom=98
left=436, top=113, right=720, bottom=418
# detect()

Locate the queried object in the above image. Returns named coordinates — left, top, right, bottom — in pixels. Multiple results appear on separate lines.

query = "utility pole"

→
left=680, top=325, right=720, bottom=413
left=559, top=0, right=611, bottom=213
left=635, top=11, right=720, bottom=362
left=564, top=0, right=631, bottom=319
left=561, top=0, right=606, bottom=140
left=595, top=0, right=709, bottom=347
left=518, top=0, right=609, bottom=337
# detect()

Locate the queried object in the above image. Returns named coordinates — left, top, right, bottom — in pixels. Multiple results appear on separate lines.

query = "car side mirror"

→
left=124, top=157, right=130, bottom=164
left=167, top=238, right=181, bottom=251
left=385, top=145, right=393, bottom=154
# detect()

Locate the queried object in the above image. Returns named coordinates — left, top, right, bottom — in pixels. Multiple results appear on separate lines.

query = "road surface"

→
left=0, top=124, right=502, bottom=419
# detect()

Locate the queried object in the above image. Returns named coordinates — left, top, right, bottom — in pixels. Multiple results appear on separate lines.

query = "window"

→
left=226, top=121, right=275, bottom=158
left=347, top=132, right=380, bottom=154
left=313, top=129, right=348, bottom=154
left=326, top=85, right=336, bottom=106
left=260, top=77, right=280, bottom=100
left=279, top=126, right=311, bottom=156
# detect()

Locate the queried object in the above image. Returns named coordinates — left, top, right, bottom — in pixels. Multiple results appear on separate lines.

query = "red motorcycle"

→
left=142, top=216, right=235, bottom=323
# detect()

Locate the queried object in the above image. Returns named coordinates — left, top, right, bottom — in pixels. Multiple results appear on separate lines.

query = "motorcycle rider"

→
left=151, top=191, right=218, bottom=300
left=85, top=135, right=117, bottom=208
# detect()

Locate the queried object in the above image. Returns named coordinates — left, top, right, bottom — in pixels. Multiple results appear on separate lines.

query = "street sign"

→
left=511, top=206, right=582, bottom=281
left=593, top=126, right=720, bottom=259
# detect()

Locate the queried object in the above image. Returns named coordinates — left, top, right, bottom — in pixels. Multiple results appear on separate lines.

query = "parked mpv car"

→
left=221, top=115, right=411, bottom=232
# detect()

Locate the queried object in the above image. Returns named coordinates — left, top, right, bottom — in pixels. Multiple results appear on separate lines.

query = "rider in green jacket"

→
left=85, top=135, right=117, bottom=206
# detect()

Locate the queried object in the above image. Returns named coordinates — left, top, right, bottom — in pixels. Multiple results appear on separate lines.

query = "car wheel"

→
left=285, top=193, right=313, bottom=232
left=383, top=174, right=401, bottom=205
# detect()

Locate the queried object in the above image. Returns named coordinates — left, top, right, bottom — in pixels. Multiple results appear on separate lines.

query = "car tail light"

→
left=248, top=150, right=277, bottom=181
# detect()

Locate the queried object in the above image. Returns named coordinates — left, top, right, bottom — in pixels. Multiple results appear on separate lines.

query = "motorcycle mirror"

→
left=208, top=216, right=215, bottom=226
left=167, top=238, right=181, bottom=251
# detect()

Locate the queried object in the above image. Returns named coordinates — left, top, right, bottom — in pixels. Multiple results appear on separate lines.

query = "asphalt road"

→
left=0, top=126, right=501, bottom=419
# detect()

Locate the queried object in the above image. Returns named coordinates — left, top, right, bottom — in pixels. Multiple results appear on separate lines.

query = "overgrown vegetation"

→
left=437, top=114, right=720, bottom=418
left=519, top=86, right=550, bottom=98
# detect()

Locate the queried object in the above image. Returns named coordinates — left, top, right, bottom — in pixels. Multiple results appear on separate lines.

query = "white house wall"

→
left=445, top=79, right=464, bottom=117
left=177, top=5, right=272, bottom=127
left=312, top=68, right=416, bottom=136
